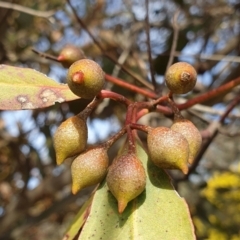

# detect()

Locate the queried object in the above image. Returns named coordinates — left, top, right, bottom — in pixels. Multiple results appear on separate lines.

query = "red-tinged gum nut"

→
left=67, top=59, right=105, bottom=99
left=53, top=115, right=87, bottom=165
left=165, top=62, right=197, bottom=94
left=171, top=119, right=202, bottom=164
left=147, top=127, right=189, bottom=174
left=71, top=147, right=109, bottom=194
left=58, top=45, right=86, bottom=68
left=107, top=153, right=146, bottom=213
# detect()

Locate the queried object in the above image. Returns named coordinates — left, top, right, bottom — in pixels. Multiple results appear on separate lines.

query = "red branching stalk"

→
left=102, top=127, right=127, bottom=149
left=130, top=123, right=150, bottom=133
left=105, top=74, right=157, bottom=99
left=98, top=90, right=132, bottom=106
left=178, top=76, right=240, bottom=110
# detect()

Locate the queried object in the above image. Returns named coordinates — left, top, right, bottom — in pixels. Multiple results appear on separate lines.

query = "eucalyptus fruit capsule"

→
left=107, top=153, right=146, bottom=213
left=171, top=119, right=202, bottom=164
left=71, top=146, right=109, bottom=194
left=53, top=115, right=87, bottom=165
left=67, top=59, right=105, bottom=99
left=58, top=45, right=86, bottom=68
left=147, top=126, right=189, bottom=174
left=165, top=62, right=197, bottom=94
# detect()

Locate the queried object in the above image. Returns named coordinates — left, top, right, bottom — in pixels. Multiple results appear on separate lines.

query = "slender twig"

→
left=32, top=48, right=59, bottom=62
left=124, top=104, right=138, bottom=153
left=105, top=74, right=157, bottom=99
left=102, top=127, right=127, bottom=149
left=66, top=0, right=154, bottom=90
left=177, top=76, right=240, bottom=110
left=167, top=97, right=183, bottom=120
left=177, top=97, right=240, bottom=118
left=132, top=95, right=169, bottom=111
left=98, top=90, right=132, bottom=106
left=174, top=51, right=240, bottom=63
left=156, top=105, right=173, bottom=115
left=166, top=10, right=180, bottom=71
left=145, top=0, right=157, bottom=90
left=77, top=97, right=101, bottom=119
left=112, top=38, right=133, bottom=77
left=130, top=123, right=150, bottom=133
left=0, top=1, right=55, bottom=18
left=136, top=108, right=150, bottom=120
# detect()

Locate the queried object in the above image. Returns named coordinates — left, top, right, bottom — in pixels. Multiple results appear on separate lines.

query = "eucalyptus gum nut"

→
left=165, top=62, right=197, bottom=94
left=67, top=59, right=105, bottom=99
left=147, top=127, right=189, bottom=174
left=71, top=147, right=109, bottom=194
left=107, top=153, right=146, bottom=214
left=57, top=45, right=86, bottom=68
left=53, top=116, right=87, bottom=165
left=171, top=119, right=202, bottom=164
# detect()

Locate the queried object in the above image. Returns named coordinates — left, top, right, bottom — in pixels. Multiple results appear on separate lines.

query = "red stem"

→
left=105, top=74, right=157, bottom=99
left=102, top=127, right=127, bottom=149
left=130, top=123, right=150, bottom=133
left=178, top=76, right=240, bottom=110
left=97, top=90, right=132, bottom=106
left=136, top=108, right=149, bottom=121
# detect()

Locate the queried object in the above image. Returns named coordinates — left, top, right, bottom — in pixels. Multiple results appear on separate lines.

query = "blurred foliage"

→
left=0, top=0, right=240, bottom=239
left=193, top=167, right=240, bottom=239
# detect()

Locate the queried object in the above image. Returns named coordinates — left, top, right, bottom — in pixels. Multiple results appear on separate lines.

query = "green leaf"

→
left=62, top=194, right=94, bottom=240
left=78, top=143, right=196, bottom=240
left=0, top=65, right=79, bottom=110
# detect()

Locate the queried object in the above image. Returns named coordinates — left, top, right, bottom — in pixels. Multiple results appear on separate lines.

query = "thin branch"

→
left=166, top=10, right=180, bottom=71
left=32, top=48, right=59, bottom=62
left=174, top=51, right=240, bottom=63
left=176, top=97, right=240, bottom=119
left=177, top=76, right=240, bottom=110
left=105, top=74, right=157, bottom=99
left=0, top=1, right=55, bottom=18
left=66, top=0, right=154, bottom=90
left=145, top=0, right=157, bottom=91
left=98, top=90, right=132, bottom=106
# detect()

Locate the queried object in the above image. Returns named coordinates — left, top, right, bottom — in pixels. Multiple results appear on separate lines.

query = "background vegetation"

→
left=0, top=0, right=240, bottom=239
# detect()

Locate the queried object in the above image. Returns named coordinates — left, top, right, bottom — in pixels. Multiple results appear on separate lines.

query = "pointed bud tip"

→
left=57, top=55, right=65, bottom=62
left=72, top=184, right=81, bottom=195
left=181, top=165, right=189, bottom=175
left=56, top=156, right=64, bottom=165
left=118, top=200, right=128, bottom=214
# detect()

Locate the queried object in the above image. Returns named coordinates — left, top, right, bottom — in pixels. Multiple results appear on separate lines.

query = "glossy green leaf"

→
left=0, top=65, right=79, bottom=110
left=78, top=143, right=196, bottom=240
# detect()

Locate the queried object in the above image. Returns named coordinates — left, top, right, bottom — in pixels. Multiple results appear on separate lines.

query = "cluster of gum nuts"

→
left=54, top=50, right=202, bottom=213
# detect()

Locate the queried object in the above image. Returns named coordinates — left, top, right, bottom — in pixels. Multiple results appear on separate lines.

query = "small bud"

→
left=71, top=147, right=109, bottom=194
left=67, top=59, right=105, bottom=99
left=58, top=45, right=86, bottom=68
left=53, top=115, right=87, bottom=165
left=147, top=127, right=189, bottom=174
left=165, top=62, right=197, bottom=94
left=171, top=119, right=202, bottom=164
left=107, top=153, right=146, bottom=213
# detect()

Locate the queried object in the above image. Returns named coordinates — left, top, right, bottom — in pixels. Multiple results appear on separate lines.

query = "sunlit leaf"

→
left=78, top=143, right=196, bottom=240
left=0, top=65, right=79, bottom=110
